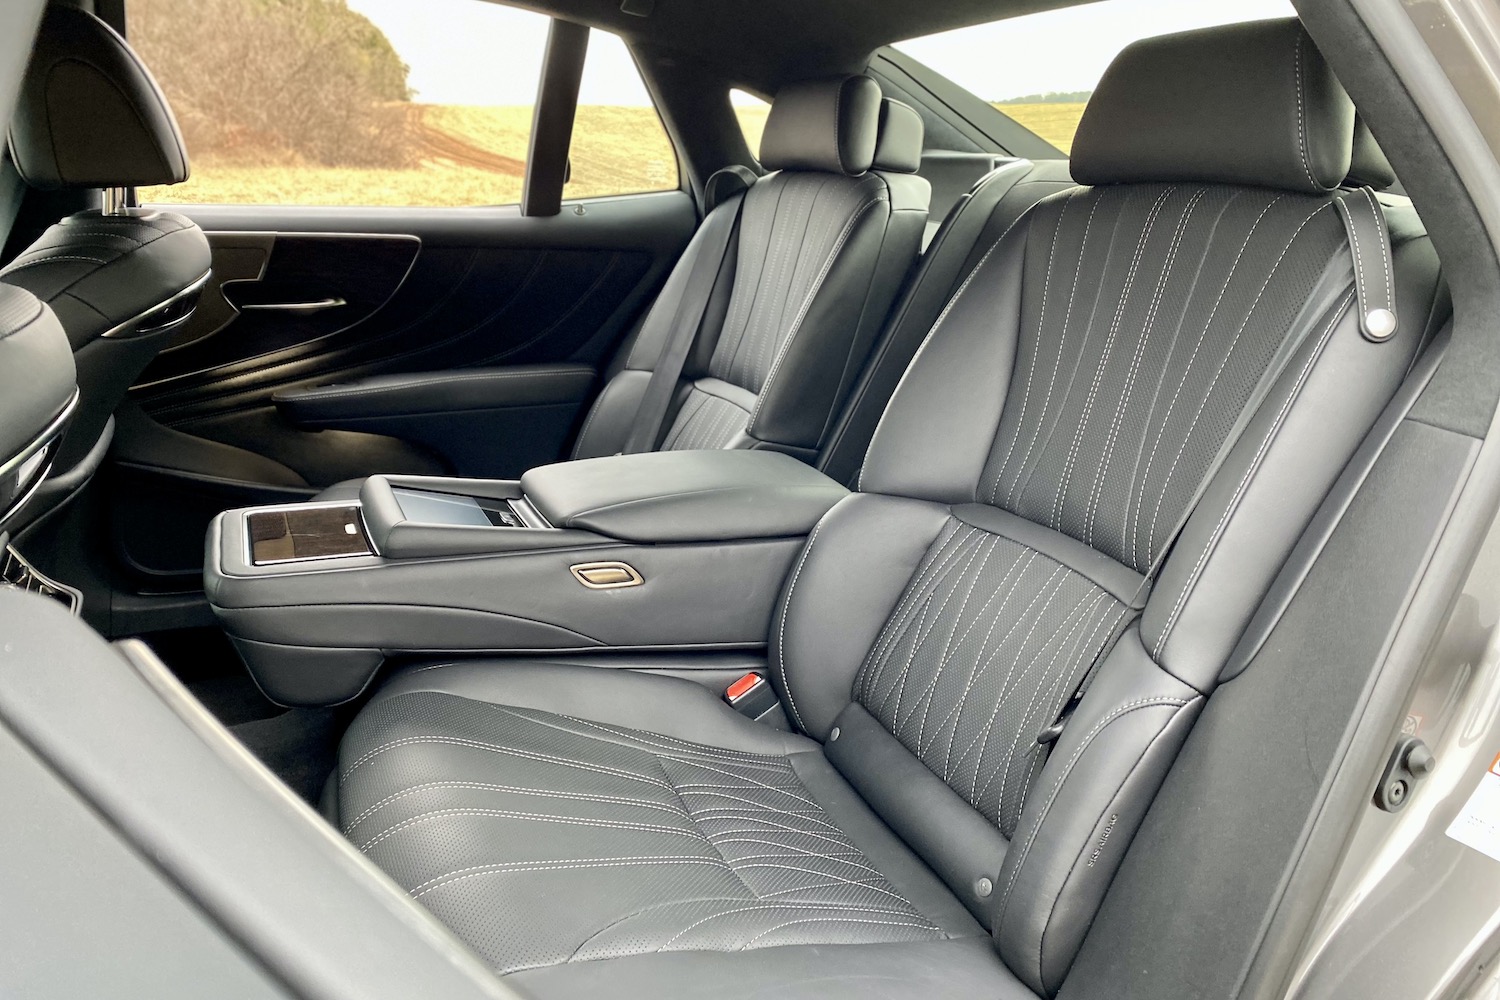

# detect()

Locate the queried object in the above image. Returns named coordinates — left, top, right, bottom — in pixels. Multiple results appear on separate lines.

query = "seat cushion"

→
left=337, top=662, right=1004, bottom=988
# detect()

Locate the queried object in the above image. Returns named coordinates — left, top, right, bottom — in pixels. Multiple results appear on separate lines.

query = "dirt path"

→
left=405, top=106, right=525, bottom=175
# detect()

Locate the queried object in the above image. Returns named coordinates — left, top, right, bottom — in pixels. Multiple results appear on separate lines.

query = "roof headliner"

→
left=500, top=0, right=1093, bottom=90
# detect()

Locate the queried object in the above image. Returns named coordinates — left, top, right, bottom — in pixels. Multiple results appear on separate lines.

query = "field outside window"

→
left=132, top=0, right=677, bottom=207
left=896, top=0, right=1297, bottom=154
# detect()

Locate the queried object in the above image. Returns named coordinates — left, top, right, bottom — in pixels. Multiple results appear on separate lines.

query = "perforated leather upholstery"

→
left=343, top=683, right=952, bottom=974
left=335, top=19, right=1445, bottom=998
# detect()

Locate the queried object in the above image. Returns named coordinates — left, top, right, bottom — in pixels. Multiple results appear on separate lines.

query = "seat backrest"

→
left=817, top=155, right=1077, bottom=485
left=768, top=19, right=1443, bottom=996
left=0, top=284, right=74, bottom=529
left=572, top=76, right=930, bottom=461
left=2, top=4, right=211, bottom=480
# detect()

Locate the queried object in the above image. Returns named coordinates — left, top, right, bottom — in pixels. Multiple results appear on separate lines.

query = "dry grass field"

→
left=993, top=102, right=1088, bottom=153
left=141, top=101, right=1086, bottom=208
left=144, top=104, right=678, bottom=207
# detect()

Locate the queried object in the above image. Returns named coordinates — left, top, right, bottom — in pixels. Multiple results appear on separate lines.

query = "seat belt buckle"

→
left=724, top=672, right=779, bottom=720
left=1037, top=689, right=1086, bottom=747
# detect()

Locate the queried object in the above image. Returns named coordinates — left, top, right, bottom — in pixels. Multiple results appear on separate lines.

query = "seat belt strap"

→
left=1040, top=188, right=1395, bottom=745
left=621, top=190, right=747, bottom=454
left=1331, top=186, right=1398, bottom=343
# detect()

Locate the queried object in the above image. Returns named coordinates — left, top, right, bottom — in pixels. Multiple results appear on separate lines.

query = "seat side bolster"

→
left=816, top=160, right=1070, bottom=486
left=827, top=702, right=1010, bottom=925
left=770, top=492, right=951, bottom=739
left=570, top=368, right=652, bottom=459
left=1143, top=244, right=1429, bottom=686
left=802, top=172, right=931, bottom=453
left=746, top=193, right=896, bottom=450
left=858, top=215, right=1030, bottom=504
left=992, top=627, right=1202, bottom=995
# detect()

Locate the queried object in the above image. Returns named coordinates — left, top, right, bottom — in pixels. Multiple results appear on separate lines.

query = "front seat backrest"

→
left=2, top=4, right=210, bottom=495
left=773, top=19, right=1440, bottom=994
left=573, top=76, right=930, bottom=462
left=0, top=284, right=75, bottom=528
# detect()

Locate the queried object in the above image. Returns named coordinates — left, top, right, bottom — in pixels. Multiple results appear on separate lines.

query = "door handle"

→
left=239, top=297, right=347, bottom=316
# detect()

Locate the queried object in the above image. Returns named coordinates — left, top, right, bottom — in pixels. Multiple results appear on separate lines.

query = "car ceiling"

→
left=500, top=0, right=1087, bottom=89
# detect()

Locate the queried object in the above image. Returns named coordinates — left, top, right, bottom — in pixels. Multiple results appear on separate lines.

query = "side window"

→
left=730, top=89, right=771, bottom=160
left=894, top=0, right=1297, bottom=155
left=567, top=31, right=679, bottom=198
left=130, top=0, right=548, bottom=207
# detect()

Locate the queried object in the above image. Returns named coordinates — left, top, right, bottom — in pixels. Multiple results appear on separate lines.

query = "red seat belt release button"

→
left=725, top=672, right=764, bottom=703
left=724, top=672, right=779, bottom=720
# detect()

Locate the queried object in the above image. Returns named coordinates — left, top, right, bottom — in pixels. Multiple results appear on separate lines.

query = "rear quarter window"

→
left=894, top=0, right=1297, bottom=155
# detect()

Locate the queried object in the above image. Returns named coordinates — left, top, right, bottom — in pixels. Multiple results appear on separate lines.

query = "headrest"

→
left=760, top=75, right=881, bottom=175
left=9, top=4, right=189, bottom=191
left=1071, top=18, right=1355, bottom=194
left=1347, top=117, right=1397, bottom=190
left=872, top=99, right=923, bottom=173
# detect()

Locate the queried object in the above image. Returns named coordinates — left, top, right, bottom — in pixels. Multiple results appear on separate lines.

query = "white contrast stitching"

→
left=1293, top=35, right=1319, bottom=191
left=1153, top=290, right=1353, bottom=655
left=775, top=517, right=827, bottom=732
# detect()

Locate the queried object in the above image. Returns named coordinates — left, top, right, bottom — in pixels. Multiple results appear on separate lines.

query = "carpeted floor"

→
left=142, top=625, right=349, bottom=802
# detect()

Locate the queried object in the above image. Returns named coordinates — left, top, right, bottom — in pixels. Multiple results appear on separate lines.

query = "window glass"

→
left=132, top=0, right=548, bottom=206
left=568, top=30, right=679, bottom=198
left=730, top=89, right=772, bottom=160
left=895, top=0, right=1296, bottom=154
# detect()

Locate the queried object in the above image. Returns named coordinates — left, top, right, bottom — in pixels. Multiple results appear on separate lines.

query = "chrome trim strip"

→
left=0, top=389, right=80, bottom=528
left=100, top=269, right=213, bottom=340
left=509, top=496, right=553, bottom=530
left=239, top=297, right=347, bottom=315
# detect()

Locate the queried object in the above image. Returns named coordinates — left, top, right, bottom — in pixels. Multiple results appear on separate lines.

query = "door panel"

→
left=111, top=191, right=697, bottom=585
left=146, top=233, right=421, bottom=378
left=134, top=194, right=694, bottom=425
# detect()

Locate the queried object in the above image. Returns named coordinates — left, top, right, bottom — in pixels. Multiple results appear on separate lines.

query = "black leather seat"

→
left=1, top=4, right=210, bottom=517
left=312, top=76, right=929, bottom=502
left=332, top=20, right=1443, bottom=998
left=0, top=284, right=75, bottom=529
left=572, top=78, right=929, bottom=460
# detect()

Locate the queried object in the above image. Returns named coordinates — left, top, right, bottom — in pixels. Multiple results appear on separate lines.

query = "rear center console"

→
left=206, top=451, right=848, bottom=706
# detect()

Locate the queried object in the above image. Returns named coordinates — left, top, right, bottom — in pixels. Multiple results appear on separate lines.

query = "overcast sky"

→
left=897, top=0, right=1296, bottom=100
left=346, top=0, right=1296, bottom=106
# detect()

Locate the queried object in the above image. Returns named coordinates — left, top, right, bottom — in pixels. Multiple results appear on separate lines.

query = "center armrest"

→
left=206, top=451, right=849, bottom=707
left=519, top=450, right=849, bottom=543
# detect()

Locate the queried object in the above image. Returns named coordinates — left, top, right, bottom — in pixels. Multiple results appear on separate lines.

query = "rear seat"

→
left=331, top=19, right=1443, bottom=999
left=314, top=76, right=930, bottom=501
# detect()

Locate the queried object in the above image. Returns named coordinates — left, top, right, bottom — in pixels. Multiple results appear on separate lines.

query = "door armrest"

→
left=272, top=364, right=596, bottom=424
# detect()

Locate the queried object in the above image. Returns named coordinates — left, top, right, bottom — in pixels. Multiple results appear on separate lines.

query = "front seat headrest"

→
left=8, top=4, right=190, bottom=191
left=872, top=98, right=924, bottom=174
left=760, top=75, right=882, bottom=175
left=1070, top=18, right=1355, bottom=193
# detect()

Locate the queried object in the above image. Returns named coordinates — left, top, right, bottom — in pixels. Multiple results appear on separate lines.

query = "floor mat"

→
left=142, top=625, right=348, bottom=802
left=230, top=707, right=345, bottom=804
